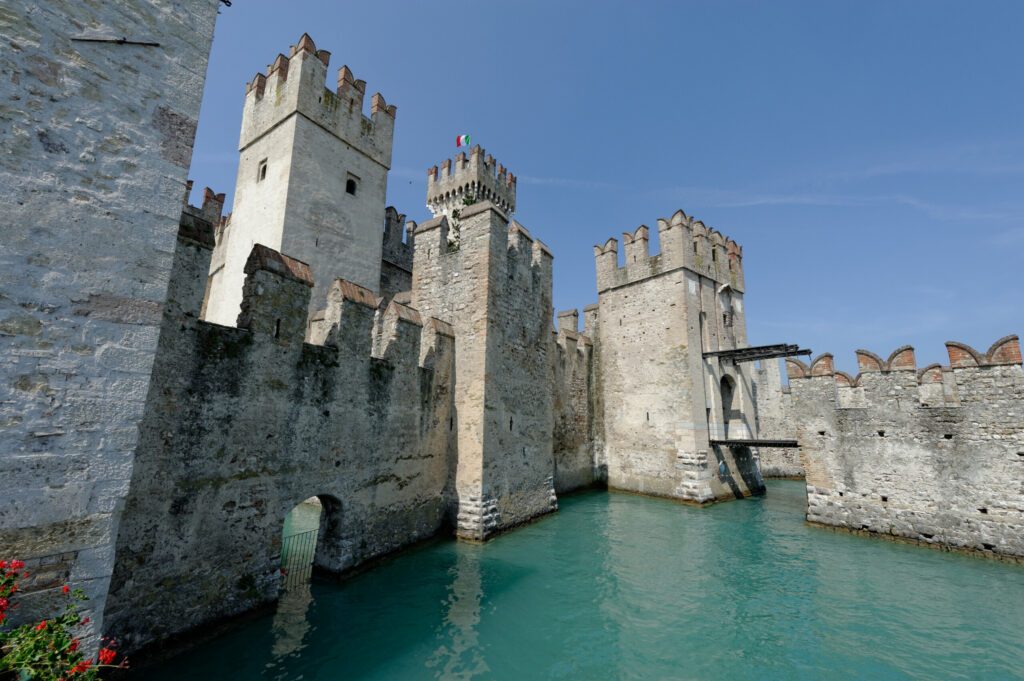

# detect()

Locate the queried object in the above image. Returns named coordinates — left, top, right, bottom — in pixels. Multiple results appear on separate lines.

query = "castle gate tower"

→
left=204, top=34, right=396, bottom=326
left=591, top=211, right=766, bottom=503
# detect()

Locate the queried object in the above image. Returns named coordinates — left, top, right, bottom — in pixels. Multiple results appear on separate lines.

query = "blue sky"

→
left=188, top=1, right=1023, bottom=373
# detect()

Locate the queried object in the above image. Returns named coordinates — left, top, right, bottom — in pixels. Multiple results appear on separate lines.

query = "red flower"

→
left=0, top=597, right=8, bottom=610
left=10, top=560, right=24, bottom=570
left=71, top=659, right=92, bottom=674
left=80, top=617, right=90, bottom=625
left=0, top=560, right=6, bottom=569
left=0, top=612, right=6, bottom=625
left=70, top=638, right=80, bottom=652
left=35, top=620, right=47, bottom=631
left=62, top=585, right=70, bottom=594
left=98, top=647, right=117, bottom=665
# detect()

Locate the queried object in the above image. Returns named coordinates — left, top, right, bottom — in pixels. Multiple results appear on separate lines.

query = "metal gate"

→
left=280, top=528, right=318, bottom=590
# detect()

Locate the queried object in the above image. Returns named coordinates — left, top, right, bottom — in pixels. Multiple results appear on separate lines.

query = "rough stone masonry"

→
left=1, top=14, right=1021, bottom=660
left=0, top=0, right=220, bottom=645
left=757, top=339, right=1024, bottom=561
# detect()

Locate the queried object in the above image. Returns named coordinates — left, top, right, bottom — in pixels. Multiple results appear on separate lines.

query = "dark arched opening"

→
left=720, top=374, right=736, bottom=439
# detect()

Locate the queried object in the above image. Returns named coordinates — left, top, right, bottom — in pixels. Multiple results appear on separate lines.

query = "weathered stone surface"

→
left=103, top=233, right=455, bottom=651
left=0, top=0, right=219, bottom=645
left=412, top=201, right=557, bottom=540
left=753, top=359, right=803, bottom=477
left=591, top=212, right=763, bottom=503
left=552, top=313, right=597, bottom=493
left=767, top=340, right=1024, bottom=560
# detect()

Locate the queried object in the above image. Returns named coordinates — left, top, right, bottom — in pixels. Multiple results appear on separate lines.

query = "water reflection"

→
left=144, top=483, right=1024, bottom=681
left=427, top=547, right=490, bottom=680
left=271, top=580, right=314, bottom=658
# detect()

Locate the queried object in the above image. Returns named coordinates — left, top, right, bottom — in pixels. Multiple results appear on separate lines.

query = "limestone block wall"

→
left=0, top=0, right=219, bottom=643
left=552, top=310, right=596, bottom=493
left=752, top=359, right=802, bottom=477
left=103, top=230, right=456, bottom=651
left=379, top=207, right=414, bottom=301
left=411, top=202, right=557, bottom=539
left=204, top=34, right=396, bottom=326
left=592, top=212, right=763, bottom=504
left=785, top=338, right=1024, bottom=560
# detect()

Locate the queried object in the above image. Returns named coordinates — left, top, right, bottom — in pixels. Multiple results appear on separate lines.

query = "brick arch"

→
left=785, top=358, right=808, bottom=379
left=886, top=345, right=916, bottom=371
left=916, top=363, right=945, bottom=384
left=945, top=341, right=985, bottom=368
left=987, top=335, right=1022, bottom=365
left=834, top=371, right=857, bottom=387
left=809, top=353, right=834, bottom=377
left=855, top=349, right=884, bottom=373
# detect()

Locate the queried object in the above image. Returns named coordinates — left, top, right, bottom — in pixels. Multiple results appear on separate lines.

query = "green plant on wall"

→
left=447, top=193, right=479, bottom=252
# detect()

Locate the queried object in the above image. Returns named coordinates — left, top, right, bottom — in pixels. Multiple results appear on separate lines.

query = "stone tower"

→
left=590, top=210, right=764, bottom=503
left=204, top=34, right=397, bottom=326
left=426, top=145, right=516, bottom=219
left=412, top=152, right=556, bottom=540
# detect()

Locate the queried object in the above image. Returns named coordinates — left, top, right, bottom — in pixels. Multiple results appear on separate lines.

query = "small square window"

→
left=257, top=159, right=268, bottom=182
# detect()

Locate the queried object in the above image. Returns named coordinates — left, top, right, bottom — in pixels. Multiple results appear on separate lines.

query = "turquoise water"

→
left=146, top=482, right=1024, bottom=680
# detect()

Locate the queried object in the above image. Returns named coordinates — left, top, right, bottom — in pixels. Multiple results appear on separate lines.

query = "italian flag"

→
left=456, top=134, right=471, bottom=147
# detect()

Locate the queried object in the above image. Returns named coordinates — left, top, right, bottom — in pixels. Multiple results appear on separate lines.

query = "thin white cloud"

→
left=657, top=186, right=1018, bottom=222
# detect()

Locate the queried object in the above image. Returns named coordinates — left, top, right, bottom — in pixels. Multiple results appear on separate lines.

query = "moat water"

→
left=147, top=481, right=1024, bottom=680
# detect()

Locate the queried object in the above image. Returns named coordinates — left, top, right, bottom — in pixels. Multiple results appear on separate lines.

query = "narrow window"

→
left=346, top=178, right=357, bottom=195
left=509, top=417, right=513, bottom=432
left=257, top=159, right=268, bottom=182
left=692, top=241, right=698, bottom=253
left=274, top=319, right=281, bottom=338
left=711, top=249, right=717, bottom=262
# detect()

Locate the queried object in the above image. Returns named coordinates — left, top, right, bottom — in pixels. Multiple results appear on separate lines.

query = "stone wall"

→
left=0, top=0, right=219, bottom=643
left=552, top=310, right=596, bottom=493
left=752, top=359, right=802, bottom=477
left=783, top=338, right=1024, bottom=560
left=103, top=222, right=456, bottom=651
left=592, top=211, right=763, bottom=503
left=379, top=206, right=414, bottom=302
left=411, top=202, right=557, bottom=539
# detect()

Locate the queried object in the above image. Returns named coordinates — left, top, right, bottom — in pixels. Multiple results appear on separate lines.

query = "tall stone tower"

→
left=590, top=210, right=764, bottom=503
left=204, top=34, right=396, bottom=326
left=412, top=150, right=556, bottom=540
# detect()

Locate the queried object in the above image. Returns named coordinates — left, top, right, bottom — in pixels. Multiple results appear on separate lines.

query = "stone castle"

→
left=1, top=5, right=1021, bottom=659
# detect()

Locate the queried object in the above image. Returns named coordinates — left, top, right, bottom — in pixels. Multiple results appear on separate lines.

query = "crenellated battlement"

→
left=413, top=202, right=551, bottom=297
left=239, top=33, right=394, bottom=169
left=594, top=208, right=744, bottom=293
left=785, top=336, right=1022, bottom=409
left=426, top=145, right=516, bottom=218
left=776, top=334, right=1024, bottom=558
